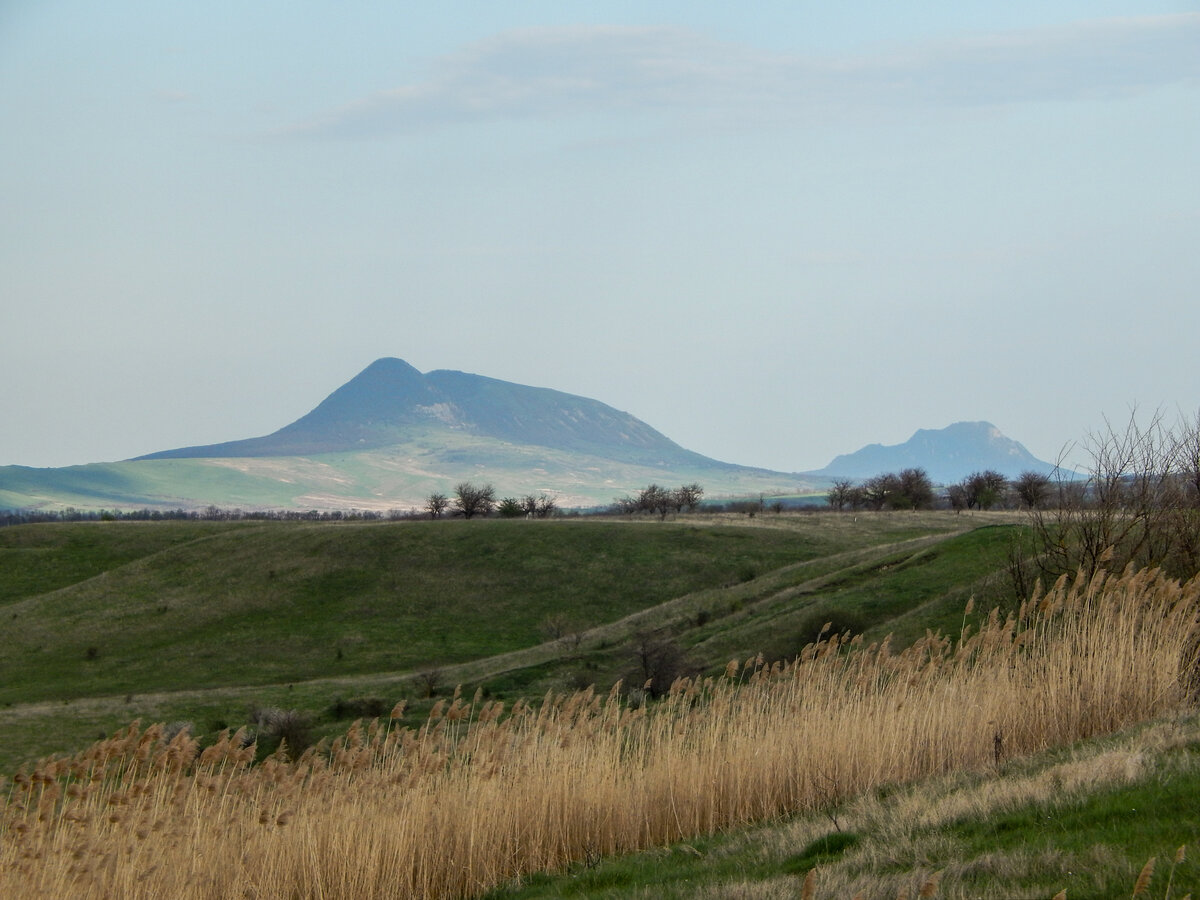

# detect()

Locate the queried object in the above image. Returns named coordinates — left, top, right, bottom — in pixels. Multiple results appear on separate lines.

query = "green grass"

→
left=0, top=519, right=838, bottom=702
left=657, top=524, right=1023, bottom=672
left=0, top=519, right=247, bottom=604
left=0, top=512, right=1014, bottom=771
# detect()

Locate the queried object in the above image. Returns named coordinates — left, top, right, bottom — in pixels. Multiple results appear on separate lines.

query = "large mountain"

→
left=3, top=359, right=813, bottom=512
left=137, top=357, right=727, bottom=470
left=811, top=421, right=1057, bottom=484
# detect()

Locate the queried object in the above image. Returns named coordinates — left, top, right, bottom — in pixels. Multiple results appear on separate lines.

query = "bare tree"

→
left=417, top=667, right=442, bottom=698
left=1027, top=408, right=1200, bottom=583
left=637, top=484, right=674, bottom=519
left=619, top=484, right=705, bottom=518
left=425, top=493, right=449, bottom=519
left=1014, top=471, right=1051, bottom=509
left=453, top=482, right=496, bottom=519
left=962, top=470, right=1008, bottom=510
left=898, top=468, right=934, bottom=510
left=613, top=495, right=639, bottom=515
left=826, top=479, right=855, bottom=512
left=521, top=493, right=558, bottom=518
left=862, top=473, right=900, bottom=510
left=675, top=483, right=704, bottom=512
left=1178, top=407, right=1200, bottom=506
left=630, top=632, right=694, bottom=699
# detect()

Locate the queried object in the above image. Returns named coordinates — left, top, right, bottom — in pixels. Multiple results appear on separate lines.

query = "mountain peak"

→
left=352, top=357, right=424, bottom=383
left=133, top=358, right=725, bottom=469
left=813, top=420, right=1054, bottom=484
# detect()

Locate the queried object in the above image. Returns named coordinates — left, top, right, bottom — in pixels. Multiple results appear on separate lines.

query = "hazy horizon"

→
left=3, top=3, right=1197, bottom=472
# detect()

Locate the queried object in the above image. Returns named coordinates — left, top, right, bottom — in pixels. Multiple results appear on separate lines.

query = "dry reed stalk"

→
left=2, top=566, right=1198, bottom=898
left=1133, top=855, right=1156, bottom=896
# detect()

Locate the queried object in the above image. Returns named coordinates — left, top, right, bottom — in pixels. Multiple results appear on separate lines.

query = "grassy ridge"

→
left=0, top=519, right=836, bottom=702
left=0, top=460, right=307, bottom=510
left=0, top=520, right=247, bottom=605
left=678, top=524, right=1020, bottom=667
left=1, top=514, right=925, bottom=769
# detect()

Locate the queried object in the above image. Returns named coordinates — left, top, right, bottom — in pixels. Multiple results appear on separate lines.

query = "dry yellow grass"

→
left=3, top=564, right=1198, bottom=899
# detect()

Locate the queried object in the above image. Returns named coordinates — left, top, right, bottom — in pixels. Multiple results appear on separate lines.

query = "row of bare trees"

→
left=826, top=468, right=1053, bottom=513
left=612, top=483, right=705, bottom=519
left=425, top=483, right=557, bottom=520
left=826, top=468, right=937, bottom=511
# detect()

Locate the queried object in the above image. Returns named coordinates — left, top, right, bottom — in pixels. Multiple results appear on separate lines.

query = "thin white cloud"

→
left=153, top=90, right=196, bottom=104
left=291, top=15, right=1200, bottom=137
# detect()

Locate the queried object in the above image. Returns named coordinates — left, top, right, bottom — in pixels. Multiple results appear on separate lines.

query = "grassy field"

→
left=0, top=518, right=837, bottom=699
left=0, top=511, right=999, bottom=771
left=3, top=561, right=1195, bottom=898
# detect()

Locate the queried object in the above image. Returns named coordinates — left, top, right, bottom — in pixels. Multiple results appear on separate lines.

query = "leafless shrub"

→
left=417, top=667, right=443, bottom=698
left=248, top=706, right=312, bottom=755
left=1027, top=407, right=1200, bottom=584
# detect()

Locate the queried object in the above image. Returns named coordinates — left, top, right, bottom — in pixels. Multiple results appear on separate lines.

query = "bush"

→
left=628, top=633, right=696, bottom=699
left=248, top=706, right=313, bottom=758
left=497, top=497, right=524, bottom=518
left=327, top=697, right=390, bottom=721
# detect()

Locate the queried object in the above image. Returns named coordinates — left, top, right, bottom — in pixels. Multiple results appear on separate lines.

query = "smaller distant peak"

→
left=944, top=420, right=998, bottom=431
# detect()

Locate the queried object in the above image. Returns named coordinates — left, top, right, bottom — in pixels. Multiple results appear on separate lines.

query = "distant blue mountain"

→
left=810, top=421, right=1056, bottom=484
left=136, top=357, right=744, bottom=471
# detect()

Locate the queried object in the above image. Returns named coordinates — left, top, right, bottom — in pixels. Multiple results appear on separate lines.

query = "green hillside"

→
left=0, top=518, right=837, bottom=703
left=0, top=511, right=1016, bottom=772
left=0, top=434, right=821, bottom=513
left=6, top=509, right=1195, bottom=900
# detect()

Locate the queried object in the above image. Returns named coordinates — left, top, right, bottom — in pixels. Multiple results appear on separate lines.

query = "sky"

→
left=2, top=2, right=1198, bottom=474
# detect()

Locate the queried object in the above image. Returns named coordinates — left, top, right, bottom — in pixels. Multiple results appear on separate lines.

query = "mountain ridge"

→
left=811, top=420, right=1057, bottom=484
left=135, top=357, right=731, bottom=471
left=2, top=361, right=1059, bottom=511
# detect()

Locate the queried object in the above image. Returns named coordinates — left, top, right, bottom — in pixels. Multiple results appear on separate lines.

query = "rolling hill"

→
left=0, top=511, right=1012, bottom=771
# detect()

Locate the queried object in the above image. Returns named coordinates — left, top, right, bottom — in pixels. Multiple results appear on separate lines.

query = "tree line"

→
left=424, top=482, right=559, bottom=520
left=612, top=483, right=705, bottom=519
left=824, top=468, right=1051, bottom=513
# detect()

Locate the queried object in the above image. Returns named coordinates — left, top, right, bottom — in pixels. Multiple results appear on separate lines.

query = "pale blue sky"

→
left=2, top=2, right=1198, bottom=473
